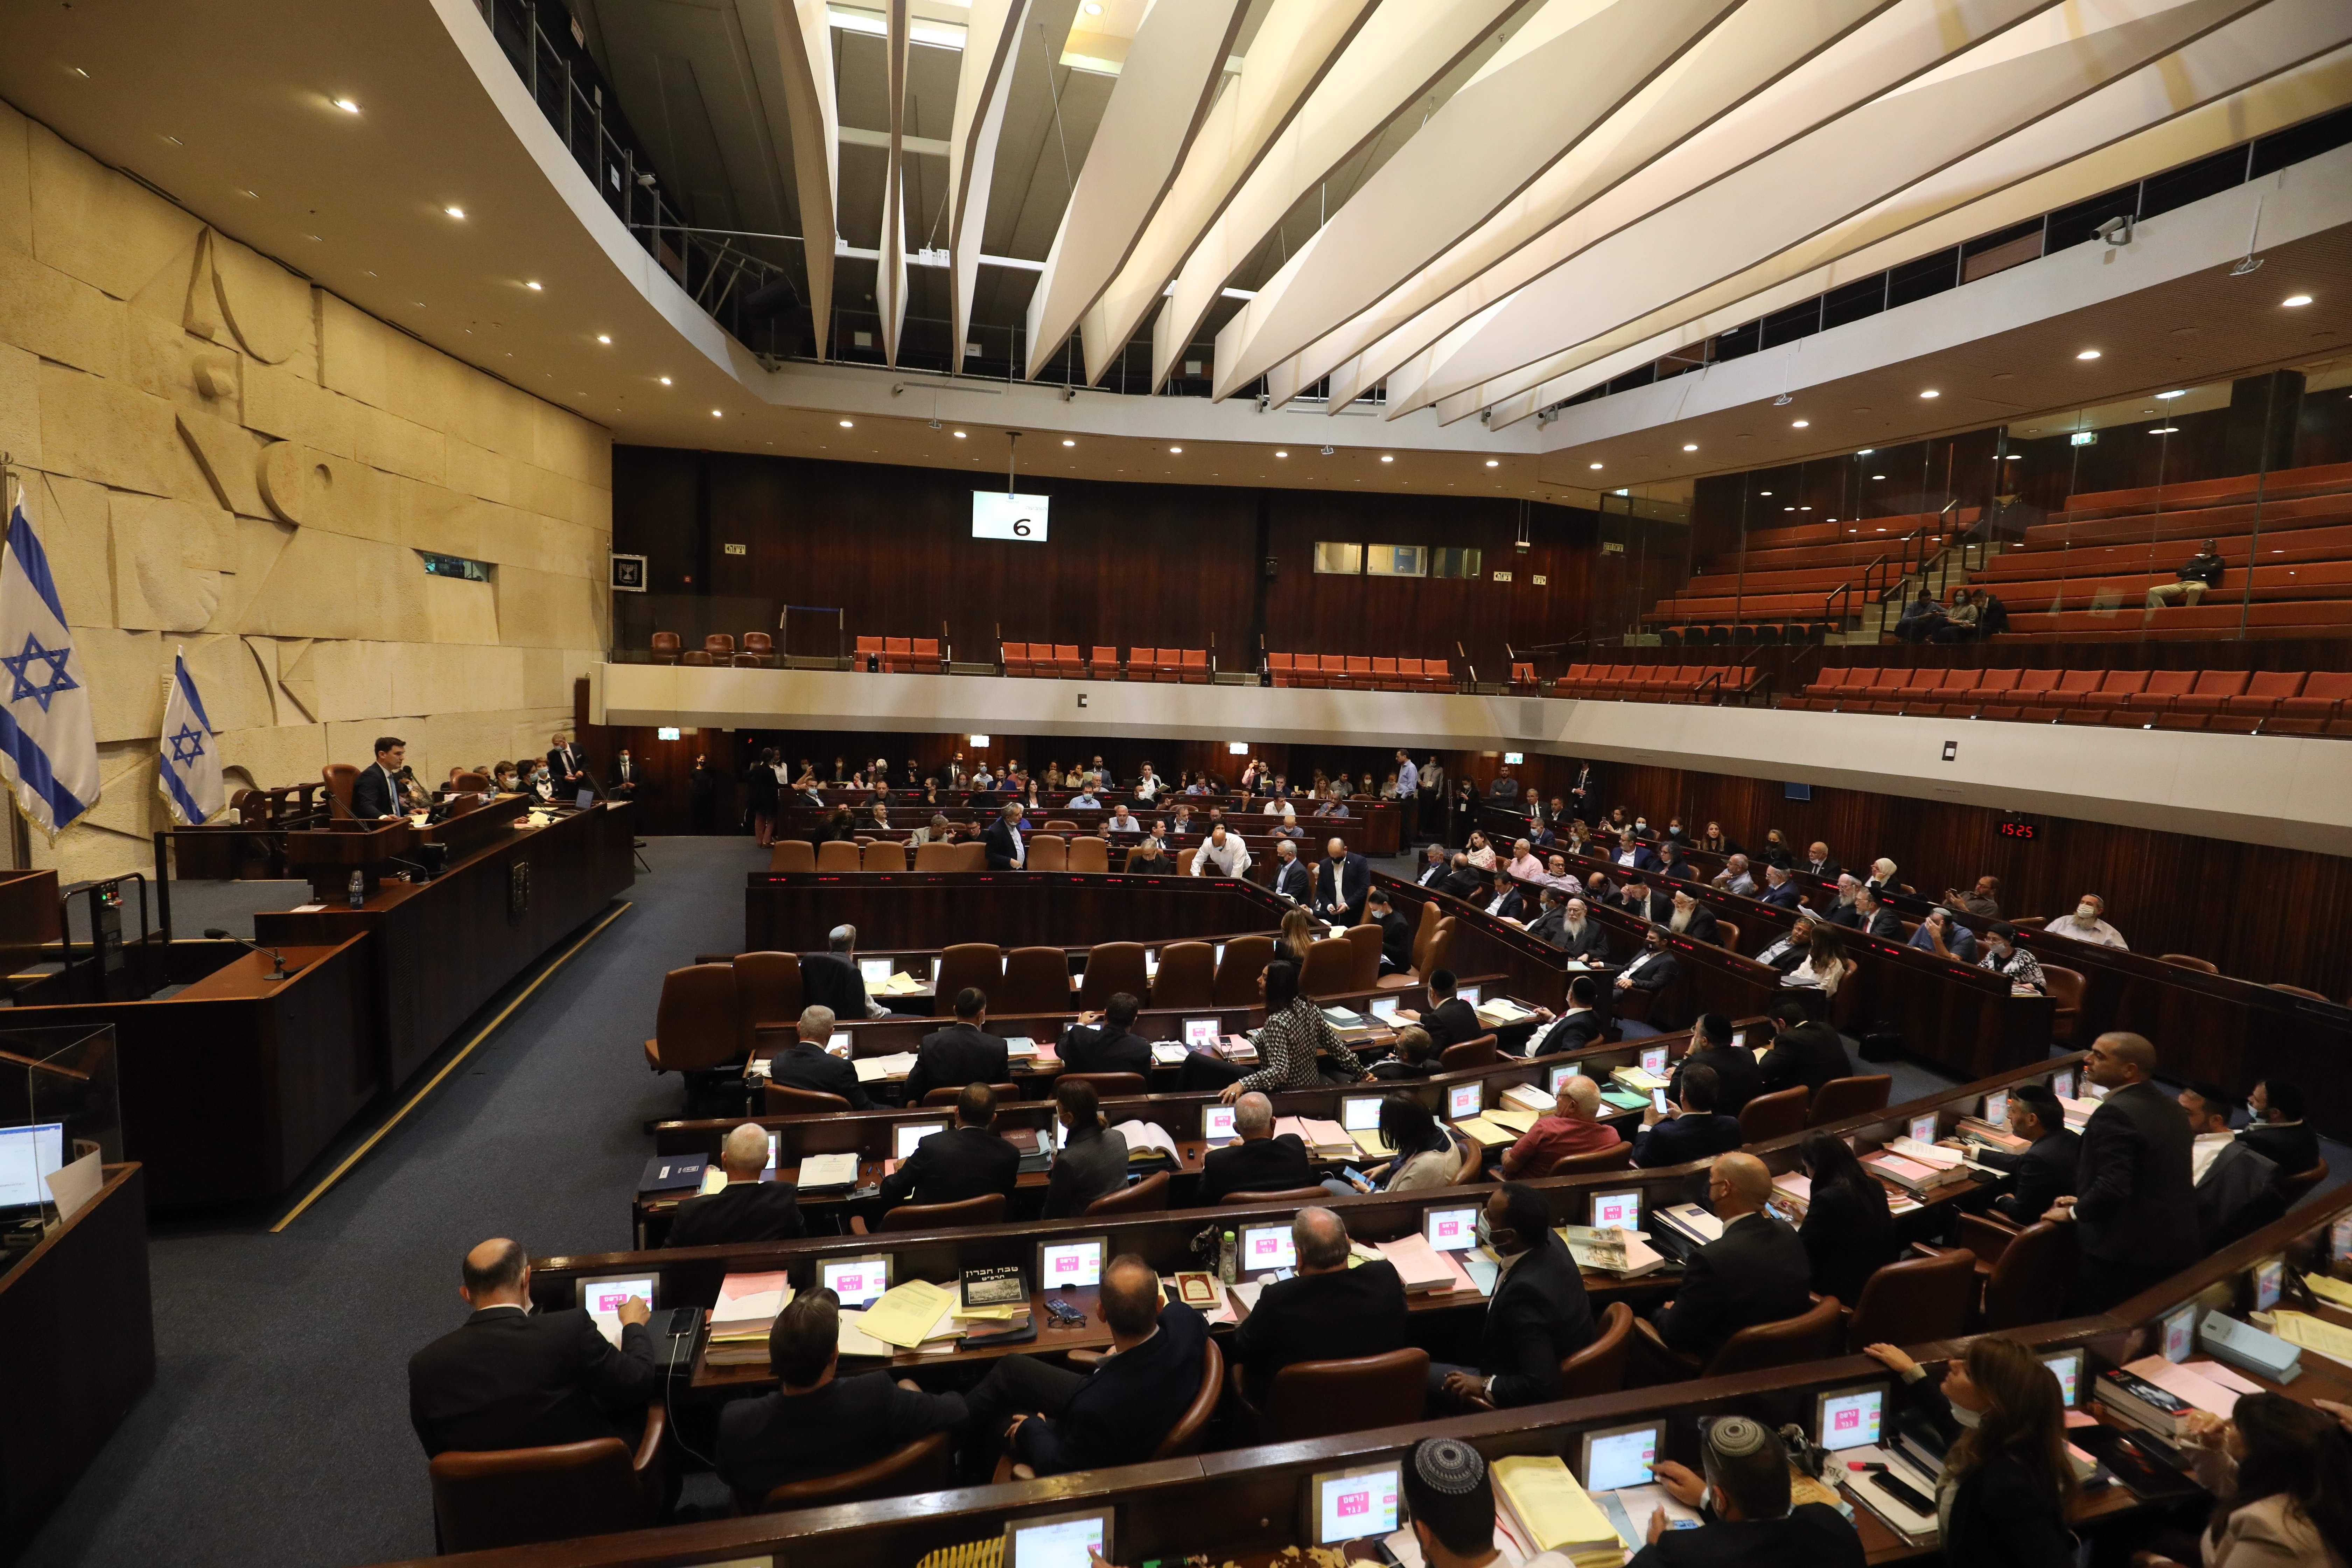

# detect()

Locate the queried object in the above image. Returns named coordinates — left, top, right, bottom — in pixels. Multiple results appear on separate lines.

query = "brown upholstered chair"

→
left=997, top=946, right=1074, bottom=1014
left=766, top=1084, right=851, bottom=1115
left=1057, top=1072, right=1146, bottom=1099
left=737, top=1429, right=952, bottom=1515
left=1044, top=819, right=1081, bottom=833
left=1975, top=1218, right=2078, bottom=1331
left=1549, top=1142, right=1633, bottom=1177
left=1222, top=1186, right=1332, bottom=1204
left=1213, top=935, right=1275, bottom=1005
left=768, top=840, right=816, bottom=873
left=1298, top=938, right=1357, bottom=999
left=1438, top=1034, right=1498, bottom=1072
left=2278, top=1158, right=2330, bottom=1211
left=732, top=951, right=804, bottom=1052
left=704, top=633, right=735, bottom=660
left=1066, top=836, right=1111, bottom=873
left=1557, top=1301, right=1636, bottom=1398
left=1738, top=1085, right=1810, bottom=1143
left=735, top=632, right=774, bottom=668
left=2157, top=953, right=2220, bottom=974
left=1075, top=942, right=1149, bottom=1010
left=911, top=841, right=960, bottom=871
left=1806, top=1075, right=1892, bottom=1128
left=2268, top=983, right=2334, bottom=1004
left=933, top=944, right=1003, bottom=1007
left=815, top=840, right=862, bottom=872
left=955, top=841, right=988, bottom=871
left=650, top=631, right=681, bottom=664
left=644, top=964, right=740, bottom=1079
left=1150, top=1338, right=1222, bottom=1460
left=861, top=840, right=907, bottom=872
left=1255, top=1348, right=1429, bottom=1444
left=2042, top=964, right=2084, bottom=1044
left=920, top=1083, right=1019, bottom=1109
left=1687, top=1294, right=1846, bottom=1379
left=430, top=1406, right=665, bottom=1552
left=1148, top=941, right=1217, bottom=1009
left=681, top=650, right=713, bottom=666
left=321, top=762, right=359, bottom=819
left=1341, top=924, right=1384, bottom=991
left=1450, top=1139, right=1486, bottom=1185
left=1713, top=918, right=1741, bottom=953
left=1843, top=1246, right=1976, bottom=1351
left=850, top=1193, right=1007, bottom=1235
left=1026, top=834, right=1069, bottom=872
left=453, top=771, right=491, bottom=793
left=1085, top=1169, right=1170, bottom=1215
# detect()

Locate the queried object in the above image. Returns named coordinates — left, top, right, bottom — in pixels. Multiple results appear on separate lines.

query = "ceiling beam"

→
left=879, top=0, right=912, bottom=366
left=771, top=0, right=842, bottom=359
left=948, top=0, right=1030, bottom=372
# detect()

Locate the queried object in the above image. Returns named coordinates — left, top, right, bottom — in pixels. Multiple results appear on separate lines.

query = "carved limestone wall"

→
left=0, top=100, right=612, bottom=882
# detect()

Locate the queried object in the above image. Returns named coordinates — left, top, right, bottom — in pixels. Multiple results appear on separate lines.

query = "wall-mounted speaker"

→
left=1262, top=556, right=1278, bottom=580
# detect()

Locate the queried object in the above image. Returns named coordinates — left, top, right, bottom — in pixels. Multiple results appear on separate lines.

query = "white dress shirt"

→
left=1191, top=836, right=1251, bottom=878
left=2190, top=1129, right=2236, bottom=1185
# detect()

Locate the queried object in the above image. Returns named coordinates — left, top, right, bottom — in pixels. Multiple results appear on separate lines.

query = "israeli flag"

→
left=158, top=648, right=222, bottom=827
left=0, top=502, right=99, bottom=837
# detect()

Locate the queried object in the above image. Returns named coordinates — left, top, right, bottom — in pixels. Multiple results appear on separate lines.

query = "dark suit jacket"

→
left=766, top=1040, right=871, bottom=1110
left=351, top=761, right=401, bottom=820
left=1200, top=1134, right=1315, bottom=1203
left=1632, top=1113, right=1742, bottom=1168
left=1617, top=949, right=1680, bottom=993
left=1623, top=888, right=1673, bottom=924
left=1529, top=1009, right=1603, bottom=1058
left=876, top=1124, right=1019, bottom=1209
left=1419, top=996, right=1484, bottom=1050
left=1232, top=1262, right=1410, bottom=1397
left=716, top=1372, right=968, bottom=1498
left=2240, top=1119, right=2318, bottom=1177
left=1652, top=1212, right=1813, bottom=1361
left=1669, top=1045, right=1762, bottom=1117
left=1758, top=1022, right=1850, bottom=1097
left=981, top=818, right=1027, bottom=869
left=1477, top=1232, right=1595, bottom=1407
left=1059, top=1024, right=1152, bottom=1077
left=1627, top=1503, right=1865, bottom=1567
left=1799, top=1180, right=1898, bottom=1307
left=1272, top=857, right=1315, bottom=903
left=1859, top=908, right=1904, bottom=941
left=408, top=1306, right=656, bottom=1457
left=548, top=744, right=589, bottom=788
left=1045, top=1122, right=1129, bottom=1217
left=1758, top=878, right=1803, bottom=909
left=1801, top=858, right=1842, bottom=882
left=798, top=953, right=871, bottom=1025
left=1415, top=859, right=1450, bottom=888
left=665, top=1180, right=806, bottom=1248
left=1015, top=1302, right=1210, bottom=1475
left=2073, top=1080, right=2198, bottom=1269
left=1668, top=905, right=1720, bottom=946
left=606, top=759, right=639, bottom=794
left=1370, top=910, right=1413, bottom=971
left=2194, top=1139, right=2282, bottom=1248
left=904, top=1023, right=1009, bottom=1102
left=1312, top=852, right=1370, bottom=922
left=1983, top=1129, right=2079, bottom=1224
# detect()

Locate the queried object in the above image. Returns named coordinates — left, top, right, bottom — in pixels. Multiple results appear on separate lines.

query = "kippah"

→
left=1706, top=1415, right=1770, bottom=1458
left=1413, top=1437, right=1486, bottom=1495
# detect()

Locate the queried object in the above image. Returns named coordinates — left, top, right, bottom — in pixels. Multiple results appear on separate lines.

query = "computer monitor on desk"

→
left=821, top=1254, right=891, bottom=1308
left=1580, top=1420, right=1663, bottom=1491
left=575, top=1272, right=659, bottom=1348
left=1239, top=1220, right=1296, bottom=1276
left=1339, top=1095, right=1383, bottom=1134
left=1038, top=1236, right=1106, bottom=1292
left=1447, top=1081, right=1483, bottom=1120
left=894, top=1121, right=947, bottom=1160
left=858, top=958, right=894, bottom=986
left=1202, top=1104, right=1238, bottom=1146
left=0, top=1121, right=64, bottom=1212
left=2043, top=1348, right=2083, bottom=1408
left=1006, top=1508, right=1112, bottom=1568
left=1307, top=1462, right=1402, bottom=1546
left=575, top=789, right=596, bottom=811
left=1814, top=1382, right=1887, bottom=1452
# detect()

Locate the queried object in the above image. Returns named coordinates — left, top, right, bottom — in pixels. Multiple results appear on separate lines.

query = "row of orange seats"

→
left=1268, top=653, right=1453, bottom=690
left=1002, top=644, right=1211, bottom=681
left=1788, top=666, right=2352, bottom=733
left=854, top=636, right=944, bottom=672
left=1552, top=663, right=1758, bottom=702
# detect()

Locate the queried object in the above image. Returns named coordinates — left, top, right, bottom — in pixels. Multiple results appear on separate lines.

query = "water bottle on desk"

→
left=348, top=870, right=365, bottom=909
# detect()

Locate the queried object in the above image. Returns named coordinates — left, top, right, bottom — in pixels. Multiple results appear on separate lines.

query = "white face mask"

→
left=2074, top=903, right=2098, bottom=922
left=1949, top=1402, right=1982, bottom=1430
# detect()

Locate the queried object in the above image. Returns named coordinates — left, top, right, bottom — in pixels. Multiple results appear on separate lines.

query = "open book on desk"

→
left=853, top=1051, right=919, bottom=1083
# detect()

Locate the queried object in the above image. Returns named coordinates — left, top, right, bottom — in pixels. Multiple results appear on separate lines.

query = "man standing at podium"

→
left=352, top=736, right=405, bottom=820
left=547, top=733, right=590, bottom=796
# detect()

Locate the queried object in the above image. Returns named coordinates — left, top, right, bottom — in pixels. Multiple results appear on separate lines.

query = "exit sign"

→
left=723, top=542, right=747, bottom=555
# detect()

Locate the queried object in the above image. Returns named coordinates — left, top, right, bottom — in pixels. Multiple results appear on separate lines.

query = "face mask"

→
left=2075, top=903, right=2098, bottom=922
left=1635, top=818, right=1648, bottom=830
left=1949, top=1402, right=1982, bottom=1430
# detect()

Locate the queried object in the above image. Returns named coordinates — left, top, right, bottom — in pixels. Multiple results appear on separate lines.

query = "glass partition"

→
left=0, top=1023, right=120, bottom=1226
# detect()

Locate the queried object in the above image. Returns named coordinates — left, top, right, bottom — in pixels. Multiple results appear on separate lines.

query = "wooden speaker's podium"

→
left=283, top=796, right=531, bottom=903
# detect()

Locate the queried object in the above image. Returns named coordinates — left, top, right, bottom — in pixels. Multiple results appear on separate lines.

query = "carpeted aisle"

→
left=23, top=835, right=768, bottom=1568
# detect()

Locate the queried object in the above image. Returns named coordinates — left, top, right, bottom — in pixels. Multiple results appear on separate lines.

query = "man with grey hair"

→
left=765, top=1002, right=869, bottom=1110
left=800, top=924, right=890, bottom=1020
left=1640, top=1413, right=1865, bottom=1559
left=1712, top=852, right=1756, bottom=898
left=666, top=1122, right=804, bottom=1247
left=1230, top=1206, right=1408, bottom=1400
left=1200, top=1090, right=1314, bottom=1202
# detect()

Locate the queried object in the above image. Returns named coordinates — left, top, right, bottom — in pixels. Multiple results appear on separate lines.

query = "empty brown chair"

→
left=933, top=944, right=1003, bottom=1006
left=1222, top=1186, right=1332, bottom=1204
left=431, top=1407, right=665, bottom=1552
left=1213, top=934, right=1274, bottom=1006
left=860, top=840, right=907, bottom=872
left=1298, top=938, right=1357, bottom=999
left=1066, top=836, right=1111, bottom=874
left=453, top=771, right=492, bottom=793
left=768, top=840, right=816, bottom=873
left=1025, top=834, right=1069, bottom=872
left=1550, top=1142, right=1633, bottom=1176
left=704, top=633, right=735, bottom=660
left=1075, top=943, right=1149, bottom=1010
left=650, top=631, right=681, bottom=664
left=2042, top=964, right=2085, bottom=1045
left=1148, top=942, right=1217, bottom=1009
left=739, top=1429, right=953, bottom=1514
left=954, top=841, right=988, bottom=871
left=732, top=951, right=804, bottom=1053
left=1438, top=1034, right=1498, bottom=1072
left=850, top=1193, right=1008, bottom=1235
left=1044, top=820, right=1082, bottom=833
left=2268, top=983, right=2334, bottom=1004
left=815, top=840, right=862, bottom=873
left=1450, top=1139, right=1486, bottom=1186
left=1714, top=918, right=1740, bottom=954
left=1738, top=1085, right=1810, bottom=1144
left=1806, top=1075, right=1892, bottom=1128
left=736, top=631, right=774, bottom=668
left=1085, top=1169, right=1170, bottom=1215
left=1844, top=1246, right=1977, bottom=1351
left=920, top=1082, right=1020, bottom=1108
left=1341, top=924, right=1384, bottom=991
left=766, top=1084, right=851, bottom=1115
left=1975, top=1217, right=2078, bottom=1331
left=321, top=762, right=359, bottom=818
left=2157, top=953, right=2220, bottom=974
left=911, top=841, right=959, bottom=871
left=681, top=649, right=714, bottom=666
left=1259, top=1348, right=1429, bottom=1444
left=644, top=964, right=740, bottom=1078
left=1057, top=1072, right=1146, bottom=1099
left=1556, top=1302, right=1636, bottom=1399
left=996, top=946, right=1074, bottom=1014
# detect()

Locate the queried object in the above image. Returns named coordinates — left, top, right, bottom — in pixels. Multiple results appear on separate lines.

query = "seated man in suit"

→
left=1059, top=993, right=1151, bottom=1076
left=962, top=1254, right=1209, bottom=1480
left=981, top=801, right=1030, bottom=869
left=1849, top=884, right=1903, bottom=941
left=1311, top=837, right=1370, bottom=926
left=1823, top=874, right=1865, bottom=928
left=1756, top=996, right=1851, bottom=1097
left=1395, top=969, right=1481, bottom=1050
left=802, top=925, right=890, bottom=1021
left=1801, top=841, right=1841, bottom=881
left=1498, top=1073, right=1621, bottom=1178
left=1609, top=830, right=1660, bottom=873
left=877, top=1082, right=1020, bottom=1212
left=408, top=1238, right=657, bottom=1457
left=904, top=987, right=1010, bottom=1102
left=1437, top=853, right=1484, bottom=901
left=1633, top=1414, right=1866, bottom=1566
left=351, top=735, right=407, bottom=820
left=1524, top=975, right=1604, bottom=1058
left=1364, top=887, right=1413, bottom=973
left=1668, top=1014, right=1762, bottom=1118
left=1231, top=1207, right=1408, bottom=1401
left=717, top=1287, right=969, bottom=1500
left=666, top=1123, right=804, bottom=1248
left=2180, top=1082, right=2282, bottom=1247
left=1480, top=871, right=1527, bottom=924
left=1370, top=1024, right=1441, bottom=1081
left=1429, top=1183, right=1594, bottom=1410
left=1633, top=1062, right=1744, bottom=1168
left=1415, top=844, right=1451, bottom=888
left=1524, top=885, right=1570, bottom=946
left=1269, top=837, right=1315, bottom=903
left=1615, top=925, right=1680, bottom=999
left=1550, top=896, right=1614, bottom=965
left=1907, top=904, right=1977, bottom=962
left=1648, top=1153, right=1814, bottom=1362
left=1757, top=863, right=1803, bottom=909
left=605, top=747, right=640, bottom=801
left=1710, top=853, right=1756, bottom=898
left=1043, top=1078, right=1130, bottom=1218
left=1965, top=1083, right=2078, bottom=1225
left=765, top=1003, right=872, bottom=1110
left=2241, top=1078, right=2318, bottom=1177
left=1665, top=888, right=1719, bottom=946
left=1200, top=1091, right=1316, bottom=1201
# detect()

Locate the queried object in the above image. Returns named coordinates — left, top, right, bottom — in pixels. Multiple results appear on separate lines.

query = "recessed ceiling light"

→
left=2282, top=294, right=2313, bottom=307
left=526, top=280, right=542, bottom=291
left=1485, top=459, right=1499, bottom=468
left=1758, top=490, right=1772, bottom=496
left=1274, top=450, right=1288, bottom=458
left=332, top=97, right=359, bottom=113
left=444, top=206, right=466, bottom=219
left=1871, top=474, right=1885, bottom=480
left=1791, top=420, right=1809, bottom=428
left=1379, top=454, right=1394, bottom=463
left=2005, top=454, right=2022, bottom=460
left=1062, top=438, right=1075, bottom=447
left=711, top=410, right=722, bottom=418
left=71, top=67, right=90, bottom=79
left=2076, top=349, right=2101, bottom=360
left=1169, top=446, right=1182, bottom=454
left=163, top=135, right=181, bottom=146
left=595, top=334, right=610, bottom=344
left=243, top=189, right=259, bottom=198
left=1588, top=462, right=1602, bottom=470
left=658, top=376, right=671, bottom=386
left=1682, top=443, right=1698, bottom=452
left=2150, top=426, right=2180, bottom=435
left=2158, top=390, right=2186, bottom=399
left=1919, top=389, right=1939, bottom=399
left=839, top=419, right=853, bottom=428
left=1084, top=1, right=1102, bottom=11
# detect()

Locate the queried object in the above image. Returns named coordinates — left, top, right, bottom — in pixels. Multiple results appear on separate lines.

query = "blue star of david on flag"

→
left=1, top=632, right=78, bottom=712
left=158, top=650, right=223, bottom=827
left=168, top=723, right=206, bottom=766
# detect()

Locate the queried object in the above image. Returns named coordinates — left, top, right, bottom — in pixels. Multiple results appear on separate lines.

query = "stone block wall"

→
left=0, top=101, right=612, bottom=882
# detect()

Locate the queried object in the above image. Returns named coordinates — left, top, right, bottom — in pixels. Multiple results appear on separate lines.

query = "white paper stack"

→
left=854, top=1051, right=919, bottom=1083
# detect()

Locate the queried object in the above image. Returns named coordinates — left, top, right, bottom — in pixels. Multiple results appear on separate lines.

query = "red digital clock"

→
left=1998, top=814, right=2038, bottom=840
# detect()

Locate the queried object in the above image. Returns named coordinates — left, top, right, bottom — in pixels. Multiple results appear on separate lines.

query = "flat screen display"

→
left=1311, top=1465, right=1401, bottom=1544
left=1549, top=1065, right=1578, bottom=1096
left=1448, top=1083, right=1482, bottom=1120
left=0, top=1122, right=65, bottom=1210
left=1983, top=1089, right=2010, bottom=1124
left=1240, top=1222, right=1296, bottom=1274
left=1639, top=1046, right=1668, bottom=1076
left=2042, top=1349, right=2083, bottom=1408
left=974, top=490, right=1051, bottom=543
left=1184, top=1018, right=1222, bottom=1048
left=1908, top=1114, right=1938, bottom=1145
left=821, top=1255, right=890, bottom=1307
left=1458, top=985, right=1482, bottom=1006
left=576, top=1274, right=658, bottom=1347
left=859, top=958, right=894, bottom=985
left=1040, top=1239, right=1105, bottom=1290
left=1581, top=1422, right=1662, bottom=1492
left=1815, top=1384, right=1885, bottom=1452
left=1202, top=1105, right=1237, bottom=1144
left=1424, top=1206, right=1477, bottom=1252
left=1340, top=1096, right=1384, bottom=1133
left=1370, top=995, right=1401, bottom=1022
left=1590, top=1190, right=1642, bottom=1231
left=2052, top=1069, right=2076, bottom=1100
left=894, top=1121, right=947, bottom=1160
left=1006, top=1509, right=1107, bottom=1568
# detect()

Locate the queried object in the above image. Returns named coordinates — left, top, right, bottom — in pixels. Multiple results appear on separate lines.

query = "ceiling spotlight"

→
left=2150, top=426, right=2180, bottom=435
left=1169, top=446, right=1182, bottom=454
left=1682, top=443, right=1698, bottom=452
left=1589, top=462, right=1603, bottom=470
left=1773, top=392, right=1793, bottom=407
left=2158, top=390, right=2185, bottom=399
left=332, top=97, right=359, bottom=113
left=444, top=206, right=466, bottom=219
left=839, top=419, right=854, bottom=428
left=526, top=281, right=542, bottom=291
left=927, top=418, right=941, bottom=430
left=1791, top=420, right=1809, bottom=429
left=1919, top=389, right=1939, bottom=399
left=595, top=334, right=610, bottom=344
left=1379, top=454, right=1394, bottom=463
left=711, top=410, right=722, bottom=418
left=1062, top=439, right=1075, bottom=447
left=71, top=67, right=90, bottom=79
left=1758, top=490, right=1772, bottom=496
left=2076, top=349, right=2101, bottom=360
left=953, top=430, right=967, bottom=438
left=1274, top=450, right=1288, bottom=458
left=1485, top=459, right=1499, bottom=468
left=2283, top=294, right=2313, bottom=307
left=658, top=376, right=671, bottom=386
left=1871, top=474, right=1885, bottom=480
left=1084, top=0, right=1103, bottom=11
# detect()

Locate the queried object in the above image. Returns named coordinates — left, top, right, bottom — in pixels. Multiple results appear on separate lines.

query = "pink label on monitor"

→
left=1834, top=1408, right=1860, bottom=1431
left=1055, top=1254, right=1079, bottom=1273
left=1434, top=1218, right=1461, bottom=1239
left=1337, top=1491, right=1368, bottom=1517
left=595, top=1292, right=629, bottom=1312
left=1252, top=1236, right=1279, bottom=1256
left=837, top=1273, right=863, bottom=1292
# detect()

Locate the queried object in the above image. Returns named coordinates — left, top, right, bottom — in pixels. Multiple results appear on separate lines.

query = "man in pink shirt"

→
left=1499, top=1075, right=1623, bottom=1178
left=1506, top=838, right=1545, bottom=884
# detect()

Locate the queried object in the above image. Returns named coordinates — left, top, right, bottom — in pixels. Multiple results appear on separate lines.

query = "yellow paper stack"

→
left=1491, top=1454, right=1622, bottom=1568
left=861, top=1279, right=958, bottom=1349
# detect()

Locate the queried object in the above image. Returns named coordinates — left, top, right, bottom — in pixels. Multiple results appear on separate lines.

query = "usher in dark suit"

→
left=408, top=1306, right=656, bottom=1457
left=2070, top=1080, right=2198, bottom=1310
left=1418, top=996, right=1484, bottom=1051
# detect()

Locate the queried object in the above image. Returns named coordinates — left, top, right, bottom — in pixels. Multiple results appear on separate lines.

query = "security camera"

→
left=890, top=383, right=905, bottom=397
left=2095, top=215, right=2134, bottom=246
left=635, top=172, right=658, bottom=189
left=1319, top=444, right=1335, bottom=456
left=1061, top=384, right=1077, bottom=402
left=927, top=419, right=941, bottom=430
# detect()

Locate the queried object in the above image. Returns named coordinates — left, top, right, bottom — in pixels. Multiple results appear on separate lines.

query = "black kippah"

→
left=1414, top=1437, right=1485, bottom=1495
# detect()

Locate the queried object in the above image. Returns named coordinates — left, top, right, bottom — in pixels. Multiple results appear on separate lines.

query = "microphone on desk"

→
left=204, top=928, right=292, bottom=982
left=383, top=856, right=435, bottom=884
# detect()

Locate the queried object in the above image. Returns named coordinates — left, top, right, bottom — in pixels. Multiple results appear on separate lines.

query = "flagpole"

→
left=1, top=459, right=26, bottom=872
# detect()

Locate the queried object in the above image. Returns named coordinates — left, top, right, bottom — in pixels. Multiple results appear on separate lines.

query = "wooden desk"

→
left=0, top=1163, right=154, bottom=1561
left=260, top=802, right=636, bottom=1084
left=747, top=871, right=1292, bottom=959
